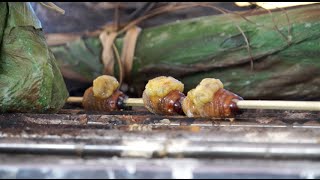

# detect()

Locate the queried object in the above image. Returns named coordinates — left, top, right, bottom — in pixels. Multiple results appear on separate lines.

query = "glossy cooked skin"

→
left=143, top=90, right=185, bottom=115
left=182, top=78, right=243, bottom=118
left=82, top=75, right=127, bottom=112
left=201, top=88, right=243, bottom=118
left=82, top=87, right=127, bottom=111
left=142, top=76, right=185, bottom=115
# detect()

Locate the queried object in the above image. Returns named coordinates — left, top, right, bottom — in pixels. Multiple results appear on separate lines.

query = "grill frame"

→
left=0, top=108, right=320, bottom=178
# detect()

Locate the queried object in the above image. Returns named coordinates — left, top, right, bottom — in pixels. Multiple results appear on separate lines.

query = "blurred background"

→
left=31, top=2, right=251, bottom=34
left=29, top=2, right=320, bottom=101
left=31, top=2, right=253, bottom=97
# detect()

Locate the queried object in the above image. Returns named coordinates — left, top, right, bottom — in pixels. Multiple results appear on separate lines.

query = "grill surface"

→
left=0, top=108, right=320, bottom=178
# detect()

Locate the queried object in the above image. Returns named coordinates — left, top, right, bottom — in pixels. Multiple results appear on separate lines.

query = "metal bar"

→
left=1, top=140, right=320, bottom=159
left=1, top=155, right=320, bottom=179
left=0, top=110, right=320, bottom=160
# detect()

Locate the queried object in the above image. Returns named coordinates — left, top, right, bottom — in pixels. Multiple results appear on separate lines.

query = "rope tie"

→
left=99, top=25, right=141, bottom=84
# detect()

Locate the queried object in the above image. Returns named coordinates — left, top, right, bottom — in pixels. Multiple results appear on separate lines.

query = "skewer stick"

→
left=235, top=100, right=320, bottom=111
left=67, top=97, right=320, bottom=111
left=123, top=98, right=144, bottom=107
left=67, top=97, right=144, bottom=106
left=67, top=97, right=83, bottom=103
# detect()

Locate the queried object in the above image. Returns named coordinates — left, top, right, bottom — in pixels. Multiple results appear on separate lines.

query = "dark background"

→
left=31, top=2, right=252, bottom=34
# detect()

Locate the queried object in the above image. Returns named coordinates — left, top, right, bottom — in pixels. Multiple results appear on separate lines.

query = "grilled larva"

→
left=182, top=78, right=243, bottom=118
left=82, top=75, right=242, bottom=118
left=142, top=76, right=185, bottom=115
left=82, top=75, right=127, bottom=111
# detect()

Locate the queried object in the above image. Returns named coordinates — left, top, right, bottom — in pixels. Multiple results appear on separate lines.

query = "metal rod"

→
left=67, top=96, right=320, bottom=111
left=2, top=142, right=320, bottom=159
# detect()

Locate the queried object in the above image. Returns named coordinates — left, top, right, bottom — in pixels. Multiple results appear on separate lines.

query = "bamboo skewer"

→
left=67, top=96, right=145, bottom=106
left=67, top=97, right=83, bottom=103
left=235, top=100, right=320, bottom=111
left=123, top=98, right=145, bottom=107
left=67, top=97, right=320, bottom=111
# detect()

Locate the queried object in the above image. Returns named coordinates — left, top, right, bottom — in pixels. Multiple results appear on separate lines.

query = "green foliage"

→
left=0, top=3, right=69, bottom=113
left=51, top=4, right=320, bottom=100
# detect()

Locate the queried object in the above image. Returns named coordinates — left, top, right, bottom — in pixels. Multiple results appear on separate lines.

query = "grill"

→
left=0, top=108, right=320, bottom=178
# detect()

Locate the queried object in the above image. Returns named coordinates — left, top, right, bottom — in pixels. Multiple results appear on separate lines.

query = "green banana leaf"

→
left=0, top=2, right=7, bottom=47
left=0, top=2, right=69, bottom=113
left=51, top=4, right=320, bottom=100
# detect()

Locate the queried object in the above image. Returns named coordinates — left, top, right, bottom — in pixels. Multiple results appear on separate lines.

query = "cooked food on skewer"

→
left=182, top=78, right=243, bottom=118
left=82, top=75, right=128, bottom=111
left=81, top=75, right=243, bottom=117
left=75, top=75, right=320, bottom=119
left=142, top=76, right=185, bottom=115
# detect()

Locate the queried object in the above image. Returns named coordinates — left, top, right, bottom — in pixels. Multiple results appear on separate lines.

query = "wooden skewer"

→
left=235, top=100, right=320, bottom=111
left=123, top=98, right=145, bottom=107
left=67, top=97, right=83, bottom=103
left=67, top=97, right=320, bottom=111
left=67, top=96, right=145, bottom=107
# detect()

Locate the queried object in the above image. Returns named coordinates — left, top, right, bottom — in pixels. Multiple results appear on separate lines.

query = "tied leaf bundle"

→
left=0, top=2, right=69, bottom=113
left=49, top=4, right=320, bottom=100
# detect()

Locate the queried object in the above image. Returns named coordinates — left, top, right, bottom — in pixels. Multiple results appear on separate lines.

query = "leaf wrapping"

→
left=0, top=2, right=69, bottom=113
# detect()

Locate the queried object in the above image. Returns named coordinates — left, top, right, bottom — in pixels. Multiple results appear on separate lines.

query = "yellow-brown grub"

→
left=182, top=90, right=200, bottom=117
left=188, top=78, right=223, bottom=110
left=82, top=87, right=126, bottom=112
left=82, top=75, right=127, bottom=112
left=200, top=88, right=242, bottom=118
left=92, top=75, right=119, bottom=99
left=142, top=76, right=185, bottom=115
left=182, top=78, right=243, bottom=118
left=144, top=76, right=184, bottom=98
